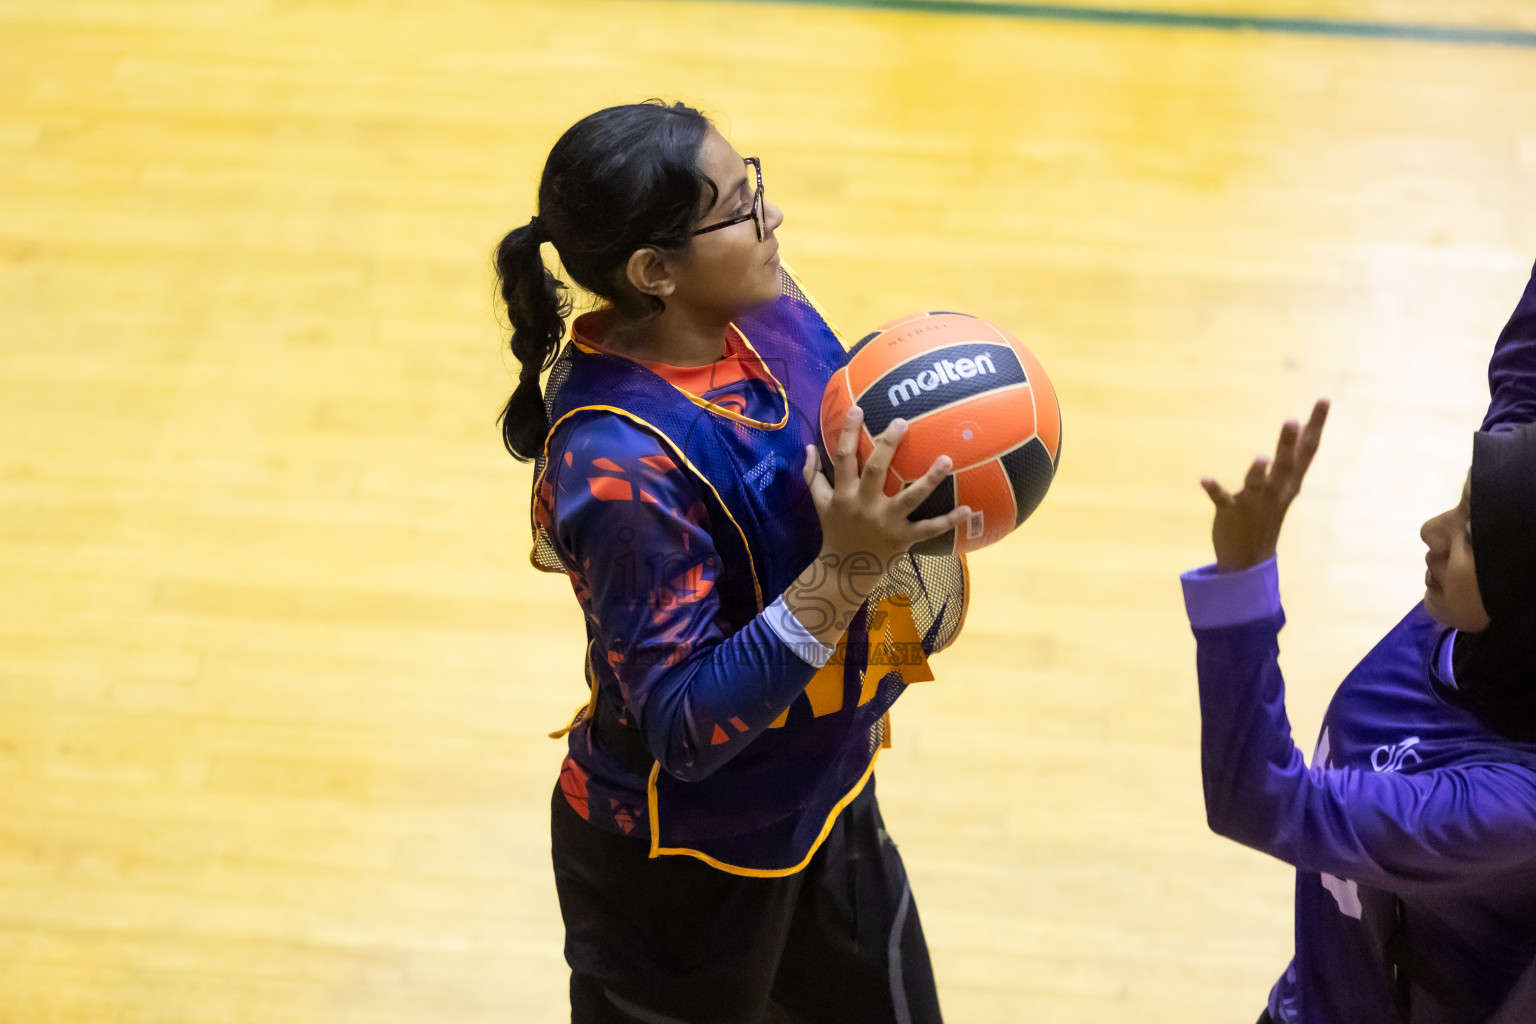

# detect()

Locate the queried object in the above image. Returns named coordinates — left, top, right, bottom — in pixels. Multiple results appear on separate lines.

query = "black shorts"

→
left=550, top=779, right=941, bottom=1024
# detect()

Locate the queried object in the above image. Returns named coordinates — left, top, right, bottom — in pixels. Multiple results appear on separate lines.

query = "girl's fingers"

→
left=1305, top=397, right=1330, bottom=437
left=1243, top=456, right=1270, bottom=493
left=831, top=407, right=862, bottom=486
left=910, top=504, right=972, bottom=542
left=1295, top=398, right=1329, bottom=476
left=1201, top=477, right=1234, bottom=508
left=891, top=454, right=954, bottom=515
left=835, top=408, right=861, bottom=459
left=1270, top=399, right=1330, bottom=496
left=804, top=445, right=833, bottom=505
left=1270, top=420, right=1301, bottom=479
left=859, top=419, right=908, bottom=498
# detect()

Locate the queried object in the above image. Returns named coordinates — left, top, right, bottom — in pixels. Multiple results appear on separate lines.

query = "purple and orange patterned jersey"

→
left=532, top=273, right=967, bottom=876
left=535, top=304, right=833, bottom=851
left=540, top=405, right=821, bottom=840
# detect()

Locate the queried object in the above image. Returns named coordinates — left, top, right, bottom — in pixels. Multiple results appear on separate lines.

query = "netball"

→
left=820, top=311, right=1062, bottom=557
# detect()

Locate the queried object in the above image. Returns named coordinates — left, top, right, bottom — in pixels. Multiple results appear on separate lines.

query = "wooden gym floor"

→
left=2, top=0, right=1535, bottom=1020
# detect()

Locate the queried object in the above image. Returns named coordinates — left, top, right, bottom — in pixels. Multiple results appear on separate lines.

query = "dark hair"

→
left=495, top=100, right=716, bottom=461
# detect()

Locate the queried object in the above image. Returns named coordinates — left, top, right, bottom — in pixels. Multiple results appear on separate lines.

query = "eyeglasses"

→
left=691, top=157, right=764, bottom=243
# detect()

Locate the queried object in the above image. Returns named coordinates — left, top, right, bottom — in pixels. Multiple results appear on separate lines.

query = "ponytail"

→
left=496, top=217, right=570, bottom=461
left=494, top=100, right=713, bottom=461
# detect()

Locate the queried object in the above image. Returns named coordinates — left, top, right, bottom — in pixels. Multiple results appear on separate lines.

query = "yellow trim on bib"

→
left=953, top=552, right=971, bottom=645
left=548, top=641, right=600, bottom=739
left=537, top=404, right=765, bottom=611
left=570, top=328, right=790, bottom=432
left=781, top=261, right=846, bottom=345
left=645, top=751, right=879, bottom=877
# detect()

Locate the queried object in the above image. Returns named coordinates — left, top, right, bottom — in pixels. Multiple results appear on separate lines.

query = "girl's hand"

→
left=1201, top=399, right=1329, bottom=573
left=803, top=407, right=971, bottom=601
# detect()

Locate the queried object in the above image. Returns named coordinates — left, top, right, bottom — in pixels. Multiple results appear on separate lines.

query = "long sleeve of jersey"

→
left=1182, top=559, right=1536, bottom=893
left=1482, top=258, right=1536, bottom=432
left=549, top=415, right=821, bottom=783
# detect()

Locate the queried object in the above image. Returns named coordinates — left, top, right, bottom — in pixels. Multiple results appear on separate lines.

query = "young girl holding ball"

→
left=496, top=100, right=971, bottom=1024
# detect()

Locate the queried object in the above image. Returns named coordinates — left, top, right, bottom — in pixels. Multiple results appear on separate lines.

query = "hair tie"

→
left=527, top=215, right=547, bottom=243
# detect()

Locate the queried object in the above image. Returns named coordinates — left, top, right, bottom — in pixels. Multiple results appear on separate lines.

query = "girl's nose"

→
left=764, top=199, right=784, bottom=234
left=1420, top=510, right=1446, bottom=550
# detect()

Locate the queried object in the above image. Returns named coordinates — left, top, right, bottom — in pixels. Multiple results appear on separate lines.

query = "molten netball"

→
left=820, top=311, right=1062, bottom=556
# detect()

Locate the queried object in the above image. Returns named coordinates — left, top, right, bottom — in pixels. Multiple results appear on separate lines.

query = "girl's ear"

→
left=625, top=248, right=676, bottom=299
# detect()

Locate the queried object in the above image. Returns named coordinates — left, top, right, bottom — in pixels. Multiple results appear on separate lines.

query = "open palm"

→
left=1201, top=399, right=1330, bottom=573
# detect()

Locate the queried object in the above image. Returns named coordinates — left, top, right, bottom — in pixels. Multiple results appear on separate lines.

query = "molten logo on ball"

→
left=886, top=353, right=997, bottom=408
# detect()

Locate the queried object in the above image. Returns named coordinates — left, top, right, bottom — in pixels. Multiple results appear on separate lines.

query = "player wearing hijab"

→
left=495, top=101, right=972, bottom=1024
left=1181, top=261, right=1536, bottom=1024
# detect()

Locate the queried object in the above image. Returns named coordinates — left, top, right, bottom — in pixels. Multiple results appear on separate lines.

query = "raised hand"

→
left=1201, top=399, right=1330, bottom=573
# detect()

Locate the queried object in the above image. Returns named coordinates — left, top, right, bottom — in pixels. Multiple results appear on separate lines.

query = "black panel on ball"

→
left=999, top=436, right=1056, bottom=527
left=905, top=475, right=957, bottom=557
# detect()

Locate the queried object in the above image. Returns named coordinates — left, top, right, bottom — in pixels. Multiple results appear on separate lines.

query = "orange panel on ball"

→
left=857, top=426, right=875, bottom=468
left=819, top=368, right=854, bottom=452
left=843, top=313, right=982, bottom=400
left=954, top=459, right=1017, bottom=552
left=884, top=385, right=1037, bottom=482
left=845, top=333, right=915, bottom=399
left=1013, top=343, right=1060, bottom=460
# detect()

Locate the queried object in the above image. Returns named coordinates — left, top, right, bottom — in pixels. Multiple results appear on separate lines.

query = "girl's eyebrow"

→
left=705, top=174, right=749, bottom=215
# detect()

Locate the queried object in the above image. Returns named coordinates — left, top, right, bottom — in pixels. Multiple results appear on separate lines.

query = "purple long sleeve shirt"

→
left=1184, top=561, right=1536, bottom=1022
left=543, top=410, right=825, bottom=838
left=1181, top=259, right=1536, bottom=1024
